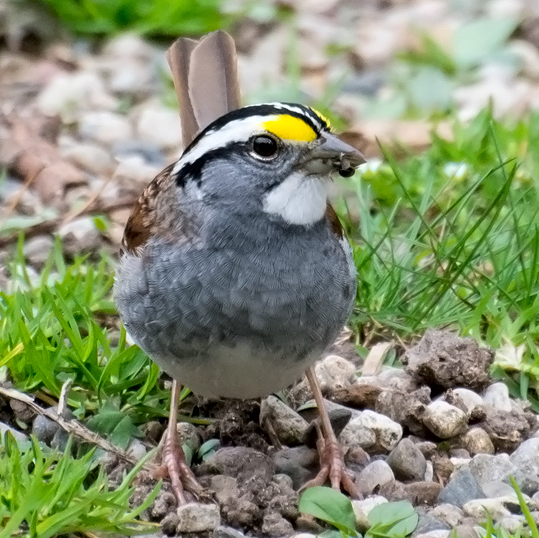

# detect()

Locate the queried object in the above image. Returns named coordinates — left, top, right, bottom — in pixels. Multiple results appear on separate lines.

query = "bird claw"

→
left=157, top=428, right=205, bottom=505
left=300, top=433, right=361, bottom=499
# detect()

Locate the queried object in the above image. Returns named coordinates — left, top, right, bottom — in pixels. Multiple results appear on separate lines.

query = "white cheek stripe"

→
left=263, top=172, right=328, bottom=226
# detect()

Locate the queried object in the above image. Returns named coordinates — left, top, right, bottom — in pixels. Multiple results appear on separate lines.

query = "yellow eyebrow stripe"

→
left=262, top=115, right=317, bottom=142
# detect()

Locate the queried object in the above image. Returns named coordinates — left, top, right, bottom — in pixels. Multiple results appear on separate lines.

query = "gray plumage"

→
left=115, top=150, right=357, bottom=399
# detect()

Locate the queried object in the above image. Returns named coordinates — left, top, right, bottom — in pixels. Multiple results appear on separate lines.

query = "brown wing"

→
left=325, top=203, right=345, bottom=240
left=121, top=164, right=175, bottom=256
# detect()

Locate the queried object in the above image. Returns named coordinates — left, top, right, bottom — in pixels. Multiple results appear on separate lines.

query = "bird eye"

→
left=252, top=135, right=278, bottom=159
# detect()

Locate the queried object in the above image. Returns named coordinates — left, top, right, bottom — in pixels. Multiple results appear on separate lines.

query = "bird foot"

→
left=300, top=433, right=361, bottom=499
left=154, top=428, right=205, bottom=505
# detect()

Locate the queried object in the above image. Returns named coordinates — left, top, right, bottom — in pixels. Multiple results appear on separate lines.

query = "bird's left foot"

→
left=154, top=427, right=205, bottom=505
left=300, top=429, right=360, bottom=498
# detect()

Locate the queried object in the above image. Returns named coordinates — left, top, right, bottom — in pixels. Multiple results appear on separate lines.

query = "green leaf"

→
left=298, top=486, right=357, bottom=536
left=366, top=501, right=418, bottom=537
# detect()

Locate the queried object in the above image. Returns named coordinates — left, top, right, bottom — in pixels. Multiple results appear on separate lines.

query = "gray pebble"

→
left=260, top=395, right=309, bottom=446
left=483, top=383, right=512, bottom=412
left=357, top=460, right=395, bottom=497
left=469, top=454, right=516, bottom=488
left=510, top=438, right=539, bottom=495
left=32, top=415, right=59, bottom=444
left=387, top=438, right=427, bottom=481
left=214, top=526, right=247, bottom=538
left=415, top=513, right=451, bottom=534
left=23, top=236, right=54, bottom=266
left=273, top=446, right=318, bottom=490
left=340, top=410, right=403, bottom=452
left=261, top=511, right=294, bottom=537
left=0, top=422, right=29, bottom=445
left=430, top=503, right=464, bottom=527
left=438, top=468, right=486, bottom=508
left=176, top=503, right=220, bottom=533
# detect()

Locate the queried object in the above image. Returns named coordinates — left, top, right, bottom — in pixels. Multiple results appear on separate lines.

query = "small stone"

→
left=510, top=437, right=539, bottom=495
left=273, top=473, right=294, bottom=491
left=463, top=498, right=511, bottom=521
left=178, top=422, right=201, bottom=452
left=386, top=438, right=427, bottom=481
left=332, top=383, right=382, bottom=409
left=210, top=475, right=239, bottom=504
left=352, top=495, right=388, bottom=532
left=482, top=481, right=516, bottom=498
left=126, top=439, right=146, bottom=459
left=79, top=111, right=133, bottom=145
left=151, top=491, right=176, bottom=520
left=290, top=534, right=316, bottom=538
left=61, top=143, right=115, bottom=175
left=484, top=408, right=530, bottom=452
left=430, top=504, right=464, bottom=527
left=260, top=395, right=309, bottom=446
left=357, top=460, right=395, bottom=497
left=404, top=481, right=443, bottom=506
left=499, top=515, right=525, bottom=534
left=58, top=217, right=101, bottom=253
left=415, top=532, right=451, bottom=538
left=201, top=447, right=274, bottom=482
left=315, top=354, right=357, bottom=393
left=261, top=512, right=294, bottom=537
left=415, top=514, right=451, bottom=534
left=37, top=72, right=117, bottom=122
left=483, top=383, right=512, bottom=412
left=423, top=401, right=468, bottom=439
left=376, top=367, right=418, bottom=392
left=453, top=524, right=481, bottom=538
left=214, top=526, right=247, bottom=538
left=160, top=512, right=179, bottom=536
left=221, top=496, right=261, bottom=528
left=469, top=454, right=516, bottom=488
left=425, top=460, right=434, bottom=482
left=463, top=428, right=495, bottom=455
left=32, top=415, right=59, bottom=444
left=112, top=140, right=165, bottom=165
left=273, top=446, right=318, bottom=490
left=0, top=422, right=29, bottom=444
left=438, top=468, right=486, bottom=508
left=176, top=503, right=220, bottom=533
left=141, top=420, right=165, bottom=444
left=451, top=388, right=484, bottom=416
left=23, top=236, right=55, bottom=266
left=339, top=410, right=403, bottom=453
left=136, top=103, right=182, bottom=150
left=416, top=441, right=438, bottom=459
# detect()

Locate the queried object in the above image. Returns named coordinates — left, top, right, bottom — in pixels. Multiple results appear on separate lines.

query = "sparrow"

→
left=114, top=31, right=365, bottom=504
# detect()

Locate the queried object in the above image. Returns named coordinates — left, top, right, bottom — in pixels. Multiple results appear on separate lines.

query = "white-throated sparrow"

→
left=114, top=31, right=365, bottom=503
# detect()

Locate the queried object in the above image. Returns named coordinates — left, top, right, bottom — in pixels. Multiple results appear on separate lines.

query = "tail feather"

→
left=166, top=30, right=241, bottom=149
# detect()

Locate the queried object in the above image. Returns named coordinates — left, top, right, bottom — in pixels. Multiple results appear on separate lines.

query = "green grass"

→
left=336, top=108, right=539, bottom=408
left=32, top=0, right=237, bottom=37
left=0, top=433, right=160, bottom=538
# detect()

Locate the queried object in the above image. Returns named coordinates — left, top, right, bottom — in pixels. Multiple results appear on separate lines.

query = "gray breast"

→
left=114, top=218, right=356, bottom=398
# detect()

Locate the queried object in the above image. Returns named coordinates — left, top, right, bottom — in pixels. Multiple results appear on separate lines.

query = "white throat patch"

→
left=263, top=172, right=328, bottom=225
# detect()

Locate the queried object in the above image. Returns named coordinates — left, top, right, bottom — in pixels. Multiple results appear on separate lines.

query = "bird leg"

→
left=300, top=366, right=361, bottom=499
left=157, top=380, right=204, bottom=504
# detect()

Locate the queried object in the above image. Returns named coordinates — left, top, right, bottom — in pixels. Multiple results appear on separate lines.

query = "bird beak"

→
left=304, top=132, right=366, bottom=177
